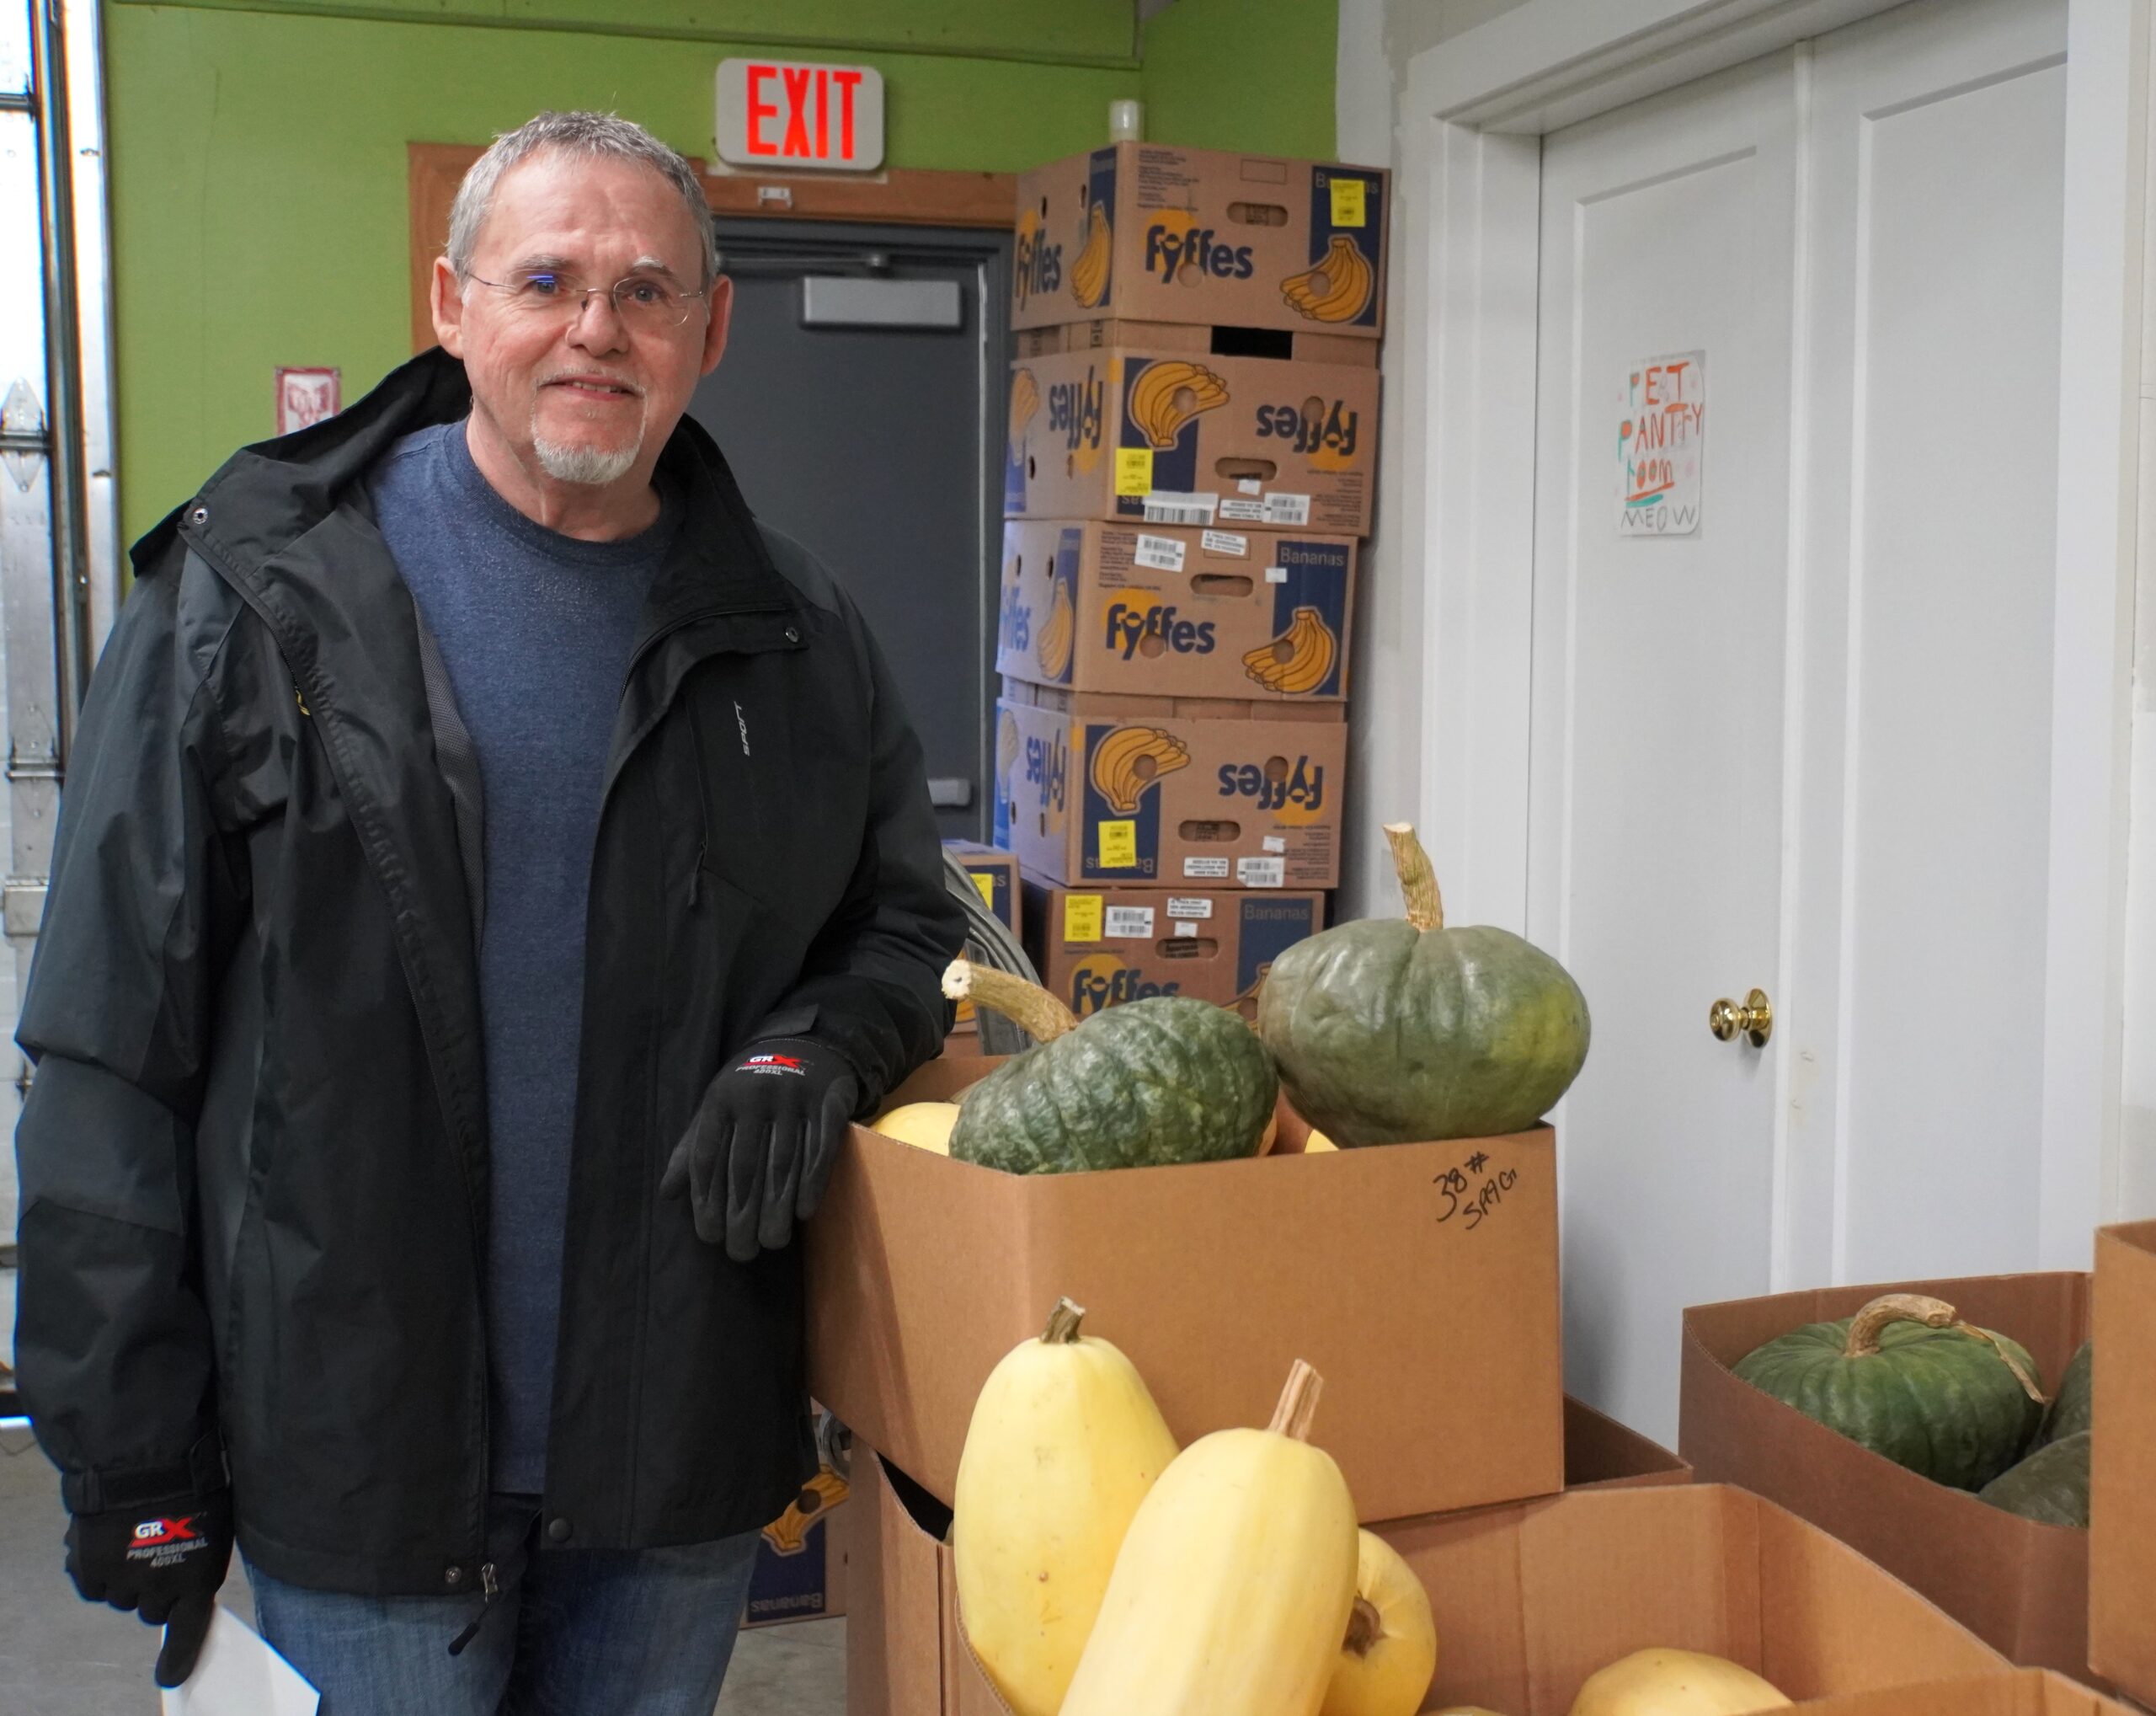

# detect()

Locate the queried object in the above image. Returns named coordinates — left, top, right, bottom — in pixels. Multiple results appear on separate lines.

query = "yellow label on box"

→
left=1063, top=893, right=1104, bottom=943
left=1330, top=177, right=1367, bottom=227
left=1114, top=447, right=1154, bottom=497
left=1096, top=821, right=1138, bottom=870
left=970, top=872, right=997, bottom=913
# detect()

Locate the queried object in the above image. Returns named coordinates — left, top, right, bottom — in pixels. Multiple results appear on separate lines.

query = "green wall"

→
left=102, top=0, right=1336, bottom=543
left=1140, top=0, right=1337, bottom=158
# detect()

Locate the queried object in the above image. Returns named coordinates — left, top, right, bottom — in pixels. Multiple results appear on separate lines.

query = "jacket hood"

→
left=136, top=346, right=782, bottom=603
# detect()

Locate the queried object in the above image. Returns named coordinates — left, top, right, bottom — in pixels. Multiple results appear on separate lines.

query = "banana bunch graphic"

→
left=1035, top=576, right=1075, bottom=682
left=760, top=1464, right=851, bottom=1556
left=997, top=708, right=1021, bottom=779
left=1008, top=367, right=1041, bottom=457
left=1070, top=202, right=1113, bottom=308
left=1243, top=606, right=1339, bottom=696
left=1281, top=233, right=1375, bottom=324
left=1090, top=725, right=1191, bottom=815
left=1127, top=360, right=1230, bottom=451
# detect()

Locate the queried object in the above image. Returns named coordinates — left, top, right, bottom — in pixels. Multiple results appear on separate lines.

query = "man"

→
left=13, top=110, right=963, bottom=1712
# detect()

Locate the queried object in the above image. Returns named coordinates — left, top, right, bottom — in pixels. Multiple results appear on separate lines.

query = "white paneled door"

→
left=1530, top=0, right=2068, bottom=1440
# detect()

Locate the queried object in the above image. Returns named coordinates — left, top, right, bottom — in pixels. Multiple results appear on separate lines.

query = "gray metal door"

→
left=689, top=219, right=1009, bottom=841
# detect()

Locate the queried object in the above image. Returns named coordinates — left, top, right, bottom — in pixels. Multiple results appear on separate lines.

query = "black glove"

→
left=661, top=1038, right=861, bottom=1263
left=66, top=1488, right=233, bottom=1687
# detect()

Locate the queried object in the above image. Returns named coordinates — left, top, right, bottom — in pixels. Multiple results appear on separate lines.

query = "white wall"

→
left=1332, top=0, right=1534, bottom=920
left=2123, top=135, right=2156, bottom=1218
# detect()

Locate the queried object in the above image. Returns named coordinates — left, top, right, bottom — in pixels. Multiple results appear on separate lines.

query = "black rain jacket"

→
left=12, top=347, right=963, bottom=1594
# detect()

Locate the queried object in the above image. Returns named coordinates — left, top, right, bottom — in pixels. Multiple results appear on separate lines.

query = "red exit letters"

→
left=722, top=59, right=883, bottom=170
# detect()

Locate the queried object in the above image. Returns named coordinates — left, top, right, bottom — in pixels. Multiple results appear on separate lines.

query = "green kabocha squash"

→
left=1979, top=1430, right=2089, bottom=1527
left=1257, top=822, right=1590, bottom=1146
left=2036, top=1339, right=2092, bottom=1449
left=1733, top=1293, right=2047, bottom=1490
left=942, top=960, right=1277, bottom=1173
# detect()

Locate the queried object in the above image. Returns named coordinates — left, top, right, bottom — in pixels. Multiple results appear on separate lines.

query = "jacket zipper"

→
left=183, top=526, right=498, bottom=1581
left=685, top=704, right=713, bottom=908
left=446, top=1559, right=500, bottom=1656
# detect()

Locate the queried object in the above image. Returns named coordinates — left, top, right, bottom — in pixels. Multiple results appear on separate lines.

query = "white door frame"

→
left=1398, top=0, right=2148, bottom=1277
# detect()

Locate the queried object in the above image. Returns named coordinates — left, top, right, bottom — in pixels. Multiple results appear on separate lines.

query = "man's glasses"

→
left=462, top=269, right=709, bottom=329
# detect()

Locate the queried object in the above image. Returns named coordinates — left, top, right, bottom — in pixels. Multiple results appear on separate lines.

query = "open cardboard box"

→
left=1679, top=1273, right=2092, bottom=1676
left=851, top=1460, right=2009, bottom=1716
left=806, top=1056, right=1564, bottom=1525
left=1798, top=1670, right=2145, bottom=1716
left=2090, top=1221, right=2156, bottom=1708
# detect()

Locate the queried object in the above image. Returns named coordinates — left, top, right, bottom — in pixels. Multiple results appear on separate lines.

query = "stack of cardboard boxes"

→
left=991, top=141, right=1385, bottom=1023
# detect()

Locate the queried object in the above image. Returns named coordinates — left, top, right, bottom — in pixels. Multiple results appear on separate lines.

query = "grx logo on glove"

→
left=128, top=1516, right=208, bottom=1563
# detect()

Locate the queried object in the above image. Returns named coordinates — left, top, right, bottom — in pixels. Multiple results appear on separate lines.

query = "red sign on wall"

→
left=715, top=58, right=885, bottom=174
left=275, top=367, right=339, bottom=436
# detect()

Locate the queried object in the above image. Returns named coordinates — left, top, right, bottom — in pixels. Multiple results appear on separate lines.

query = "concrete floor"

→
left=0, top=1412, right=847, bottom=1715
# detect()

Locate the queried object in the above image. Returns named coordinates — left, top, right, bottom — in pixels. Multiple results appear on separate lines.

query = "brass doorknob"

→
left=1709, top=989, right=1774, bottom=1047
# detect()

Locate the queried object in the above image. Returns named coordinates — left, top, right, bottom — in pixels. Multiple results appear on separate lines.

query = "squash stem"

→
left=1953, top=1321, right=2049, bottom=1403
left=1842, top=1292, right=1957, bottom=1357
left=1342, top=1596, right=1384, bottom=1659
left=1266, top=1358, right=1325, bottom=1442
left=1383, top=822, right=1445, bottom=933
left=1842, top=1293, right=2048, bottom=1404
left=1042, top=1297, right=1086, bottom=1344
left=942, top=959, right=1079, bottom=1044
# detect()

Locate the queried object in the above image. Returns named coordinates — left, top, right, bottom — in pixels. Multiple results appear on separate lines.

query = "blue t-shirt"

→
left=370, top=420, right=679, bottom=1493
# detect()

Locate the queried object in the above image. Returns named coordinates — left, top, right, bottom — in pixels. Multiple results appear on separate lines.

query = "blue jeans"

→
left=246, top=1497, right=761, bottom=1716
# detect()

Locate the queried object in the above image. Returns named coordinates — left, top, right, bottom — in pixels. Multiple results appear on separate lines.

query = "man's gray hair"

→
left=446, top=110, right=718, bottom=288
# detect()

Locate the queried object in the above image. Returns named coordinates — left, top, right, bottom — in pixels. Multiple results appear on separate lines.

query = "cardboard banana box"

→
left=1004, top=346, right=1379, bottom=537
left=940, top=841, right=1020, bottom=1040
left=999, top=518, right=1356, bottom=703
left=1020, top=876, right=1325, bottom=1019
left=1013, top=142, right=1388, bottom=338
left=991, top=683, right=1345, bottom=890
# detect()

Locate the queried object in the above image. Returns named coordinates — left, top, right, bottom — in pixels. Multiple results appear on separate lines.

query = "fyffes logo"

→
left=1144, top=215, right=1254, bottom=283
left=1255, top=397, right=1361, bottom=462
left=1024, top=728, right=1070, bottom=812
left=1015, top=209, right=1063, bottom=307
left=1070, top=953, right=1180, bottom=1017
left=1218, top=752, right=1326, bottom=821
left=999, top=580, right=1032, bottom=655
left=1103, top=596, right=1216, bottom=661
left=1048, top=366, right=1105, bottom=452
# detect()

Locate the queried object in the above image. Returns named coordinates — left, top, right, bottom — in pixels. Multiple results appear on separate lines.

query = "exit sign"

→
left=716, top=58, right=885, bottom=173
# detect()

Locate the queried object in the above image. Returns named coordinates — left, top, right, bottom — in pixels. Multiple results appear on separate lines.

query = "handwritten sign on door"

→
left=1619, top=352, right=1705, bottom=536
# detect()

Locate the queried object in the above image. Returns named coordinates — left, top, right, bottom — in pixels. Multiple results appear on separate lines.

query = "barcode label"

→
left=1143, top=490, right=1218, bottom=525
left=1237, top=477, right=1263, bottom=495
left=1236, top=856, right=1286, bottom=888
left=1134, top=533, right=1187, bottom=574
left=1172, top=921, right=1200, bottom=938
left=1265, top=566, right=1288, bottom=584
left=1165, top=896, right=1214, bottom=918
left=1201, top=530, right=1248, bottom=558
left=1216, top=497, right=1267, bottom=522
left=1104, top=905, right=1156, bottom=939
left=1183, top=856, right=1232, bottom=879
left=1262, top=836, right=1287, bottom=854
left=1263, top=493, right=1313, bottom=526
